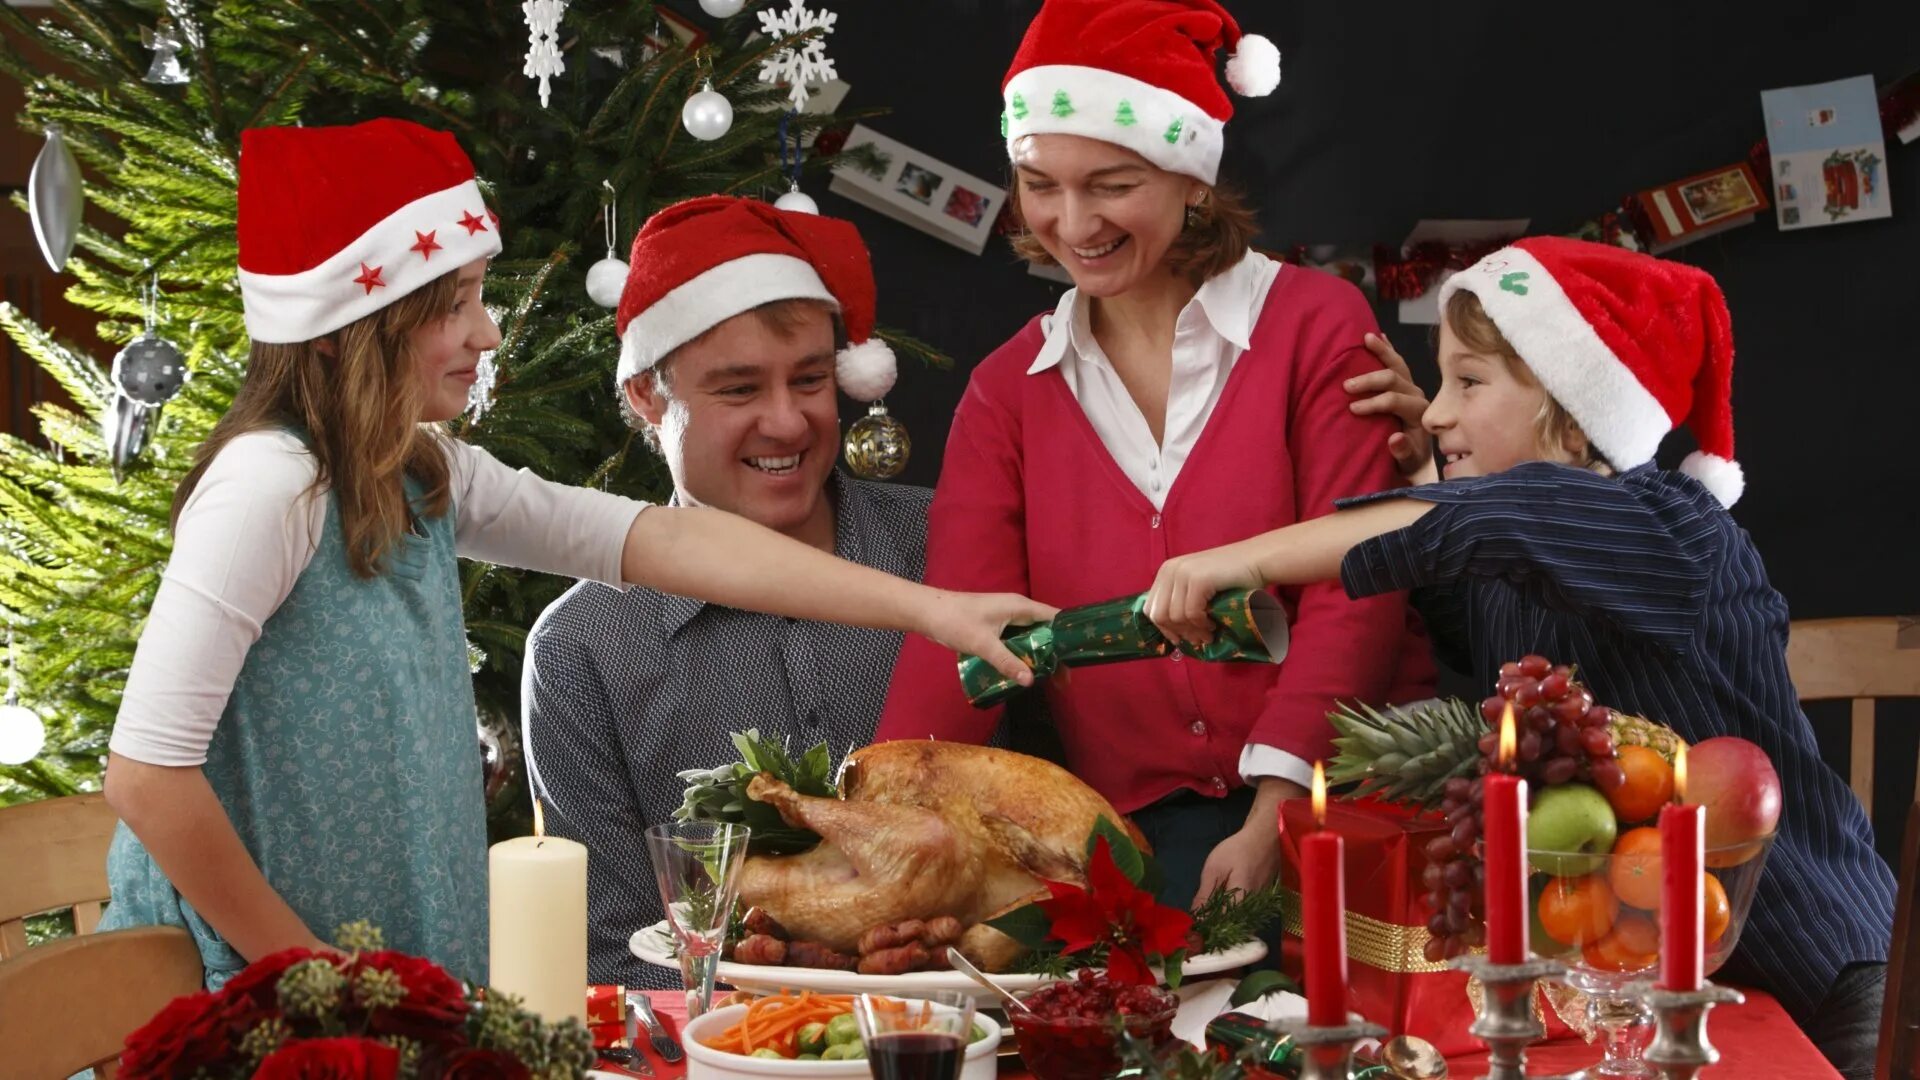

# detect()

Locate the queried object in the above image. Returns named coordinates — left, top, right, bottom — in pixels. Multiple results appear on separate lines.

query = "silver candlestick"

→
left=1452, top=954, right=1567, bottom=1080
left=1270, top=1017, right=1389, bottom=1080
left=1639, top=982, right=1743, bottom=1080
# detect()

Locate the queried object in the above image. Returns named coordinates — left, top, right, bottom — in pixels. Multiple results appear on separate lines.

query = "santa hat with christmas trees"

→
left=1438, top=236, right=1744, bottom=506
left=1000, top=0, right=1281, bottom=184
left=236, top=118, right=502, bottom=344
left=614, top=195, right=896, bottom=403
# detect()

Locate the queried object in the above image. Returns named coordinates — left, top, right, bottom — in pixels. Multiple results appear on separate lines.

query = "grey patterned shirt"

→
left=521, top=473, right=934, bottom=987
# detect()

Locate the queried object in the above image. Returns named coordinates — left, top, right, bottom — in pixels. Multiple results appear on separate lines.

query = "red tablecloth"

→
left=599, top=987, right=1839, bottom=1078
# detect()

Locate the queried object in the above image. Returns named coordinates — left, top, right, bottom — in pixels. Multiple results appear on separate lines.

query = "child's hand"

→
left=1348, top=333, right=1438, bottom=484
left=1145, top=545, right=1266, bottom=647
left=921, top=591, right=1058, bottom=685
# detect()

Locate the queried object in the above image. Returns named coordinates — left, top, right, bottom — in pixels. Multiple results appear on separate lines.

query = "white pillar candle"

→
left=488, top=803, right=588, bottom=1024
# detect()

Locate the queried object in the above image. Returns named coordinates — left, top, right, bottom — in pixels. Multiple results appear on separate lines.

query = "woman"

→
left=876, top=0, right=1435, bottom=908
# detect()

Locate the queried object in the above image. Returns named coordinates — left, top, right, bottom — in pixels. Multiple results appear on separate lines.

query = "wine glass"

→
left=645, top=821, right=750, bottom=1018
left=1527, top=832, right=1775, bottom=1079
left=856, top=991, right=977, bottom=1080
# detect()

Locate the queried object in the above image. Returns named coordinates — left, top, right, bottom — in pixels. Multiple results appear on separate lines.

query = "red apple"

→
left=1684, top=737, right=1781, bottom=867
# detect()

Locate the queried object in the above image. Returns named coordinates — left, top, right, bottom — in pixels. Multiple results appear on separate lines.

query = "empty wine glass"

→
left=645, top=821, right=750, bottom=1018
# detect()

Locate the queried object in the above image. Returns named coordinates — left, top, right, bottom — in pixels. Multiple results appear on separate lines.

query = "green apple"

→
left=1526, top=783, right=1617, bottom=877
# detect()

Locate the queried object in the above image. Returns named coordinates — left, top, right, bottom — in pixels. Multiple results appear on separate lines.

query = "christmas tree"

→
left=0, top=0, right=915, bottom=824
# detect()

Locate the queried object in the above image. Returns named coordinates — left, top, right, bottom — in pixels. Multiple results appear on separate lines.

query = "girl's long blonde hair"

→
left=173, top=272, right=459, bottom=578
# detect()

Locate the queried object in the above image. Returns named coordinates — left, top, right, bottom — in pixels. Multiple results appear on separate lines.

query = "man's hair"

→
left=623, top=297, right=842, bottom=453
left=1443, top=289, right=1612, bottom=471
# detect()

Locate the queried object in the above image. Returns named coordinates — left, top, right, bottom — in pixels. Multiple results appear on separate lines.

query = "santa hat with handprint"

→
left=1439, top=236, right=1745, bottom=506
left=614, top=195, right=895, bottom=403
left=1000, top=0, right=1282, bottom=185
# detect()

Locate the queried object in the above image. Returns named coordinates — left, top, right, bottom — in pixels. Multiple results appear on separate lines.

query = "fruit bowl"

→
left=1008, top=971, right=1179, bottom=1080
left=1528, top=833, right=1775, bottom=1079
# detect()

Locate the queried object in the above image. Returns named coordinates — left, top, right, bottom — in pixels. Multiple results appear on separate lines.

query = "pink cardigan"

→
left=876, top=266, right=1436, bottom=813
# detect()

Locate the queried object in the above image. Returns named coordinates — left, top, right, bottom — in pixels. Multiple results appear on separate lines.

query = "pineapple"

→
left=1326, top=697, right=1685, bottom=810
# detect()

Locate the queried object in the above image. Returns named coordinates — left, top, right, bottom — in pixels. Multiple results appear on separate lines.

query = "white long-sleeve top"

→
left=109, top=429, right=647, bottom=767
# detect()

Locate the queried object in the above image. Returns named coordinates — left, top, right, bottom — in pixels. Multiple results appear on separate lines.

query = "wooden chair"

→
left=1881, top=800, right=1920, bottom=1080
left=1786, top=616, right=1920, bottom=811
left=0, top=925, right=202, bottom=1078
left=0, top=791, right=120, bottom=958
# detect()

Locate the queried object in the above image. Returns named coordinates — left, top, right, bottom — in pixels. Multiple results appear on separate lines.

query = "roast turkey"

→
left=734, top=740, right=1146, bottom=971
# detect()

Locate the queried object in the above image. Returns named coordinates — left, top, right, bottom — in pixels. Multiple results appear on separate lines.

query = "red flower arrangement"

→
left=117, top=923, right=590, bottom=1080
left=1037, top=836, right=1195, bottom=986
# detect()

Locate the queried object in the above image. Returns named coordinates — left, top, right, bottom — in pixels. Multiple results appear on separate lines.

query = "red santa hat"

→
left=1438, top=236, right=1743, bottom=505
left=1001, top=0, right=1280, bottom=185
left=614, top=195, right=896, bottom=402
left=237, top=118, right=502, bottom=344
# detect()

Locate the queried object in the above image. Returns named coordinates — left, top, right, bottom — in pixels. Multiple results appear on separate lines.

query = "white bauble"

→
left=773, top=187, right=819, bottom=214
left=0, top=703, right=45, bottom=766
left=585, top=256, right=630, bottom=308
left=698, top=0, right=747, bottom=17
left=681, top=87, right=734, bottom=141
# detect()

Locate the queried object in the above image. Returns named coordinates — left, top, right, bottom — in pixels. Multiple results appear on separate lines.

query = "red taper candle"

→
left=1302, top=761, right=1348, bottom=1026
left=1482, top=703, right=1529, bottom=964
left=1660, top=744, right=1705, bottom=991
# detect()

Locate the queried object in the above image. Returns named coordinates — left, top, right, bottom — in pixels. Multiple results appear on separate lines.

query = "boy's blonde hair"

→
left=1443, top=290, right=1611, bottom=472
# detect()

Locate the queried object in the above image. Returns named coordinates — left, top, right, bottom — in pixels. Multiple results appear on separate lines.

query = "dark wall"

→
left=820, top=2, right=1920, bottom=854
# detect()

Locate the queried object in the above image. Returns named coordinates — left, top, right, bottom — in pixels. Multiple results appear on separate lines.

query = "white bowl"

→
left=683, top=1001, right=1001, bottom=1080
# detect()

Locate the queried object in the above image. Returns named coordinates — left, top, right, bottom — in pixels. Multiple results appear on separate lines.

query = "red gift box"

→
left=1278, top=797, right=1578, bottom=1057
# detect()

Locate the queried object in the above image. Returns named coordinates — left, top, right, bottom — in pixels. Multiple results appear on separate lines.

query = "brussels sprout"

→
left=825, top=1013, right=861, bottom=1046
left=749, top=1048, right=786, bottom=1059
left=797, top=1022, right=830, bottom=1056
left=820, top=1044, right=854, bottom=1061
left=796, top=1053, right=821, bottom=1061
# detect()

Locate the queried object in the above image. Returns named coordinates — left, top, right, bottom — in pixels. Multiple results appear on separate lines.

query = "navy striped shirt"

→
left=1339, top=461, right=1894, bottom=1020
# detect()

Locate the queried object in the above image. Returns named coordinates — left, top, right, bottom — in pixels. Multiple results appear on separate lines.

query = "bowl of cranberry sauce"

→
left=1009, top=970, right=1179, bottom=1080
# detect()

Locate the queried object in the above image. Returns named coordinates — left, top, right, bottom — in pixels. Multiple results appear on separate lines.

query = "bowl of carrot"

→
left=683, top=990, right=1001, bottom=1080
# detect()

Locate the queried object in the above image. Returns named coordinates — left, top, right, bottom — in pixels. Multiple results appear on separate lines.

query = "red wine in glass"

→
left=866, top=1031, right=965, bottom=1080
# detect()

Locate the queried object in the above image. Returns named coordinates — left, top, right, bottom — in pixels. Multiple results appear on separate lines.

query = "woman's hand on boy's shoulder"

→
left=1347, top=333, right=1438, bottom=485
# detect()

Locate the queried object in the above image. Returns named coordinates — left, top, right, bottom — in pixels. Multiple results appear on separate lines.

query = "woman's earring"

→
left=1185, top=203, right=1202, bottom=229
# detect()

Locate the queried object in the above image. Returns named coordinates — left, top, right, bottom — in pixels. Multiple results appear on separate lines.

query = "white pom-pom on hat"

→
left=1680, top=451, right=1744, bottom=507
left=836, top=337, right=897, bottom=403
left=1225, top=33, right=1281, bottom=97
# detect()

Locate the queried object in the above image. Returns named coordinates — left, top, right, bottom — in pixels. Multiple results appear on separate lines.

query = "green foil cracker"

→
left=958, top=589, right=1289, bottom=708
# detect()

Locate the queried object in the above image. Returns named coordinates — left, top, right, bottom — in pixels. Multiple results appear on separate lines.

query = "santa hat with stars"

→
left=236, top=118, right=502, bottom=344
left=1440, top=236, right=1745, bottom=506
left=1001, top=0, right=1281, bottom=185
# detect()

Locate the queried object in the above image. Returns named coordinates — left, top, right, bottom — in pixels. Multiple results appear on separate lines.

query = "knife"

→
left=629, top=990, right=684, bottom=1064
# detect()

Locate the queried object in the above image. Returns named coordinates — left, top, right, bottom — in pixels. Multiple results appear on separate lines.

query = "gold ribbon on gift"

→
left=1280, top=888, right=1594, bottom=1038
left=1279, top=888, right=1451, bottom=975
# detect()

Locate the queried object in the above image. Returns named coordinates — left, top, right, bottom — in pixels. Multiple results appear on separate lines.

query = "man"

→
left=523, top=196, right=934, bottom=986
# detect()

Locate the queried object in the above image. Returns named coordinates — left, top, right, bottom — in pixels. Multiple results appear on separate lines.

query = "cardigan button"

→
left=1210, top=776, right=1226, bottom=791
left=1190, top=721, right=1207, bottom=736
left=1150, top=513, right=1161, bottom=529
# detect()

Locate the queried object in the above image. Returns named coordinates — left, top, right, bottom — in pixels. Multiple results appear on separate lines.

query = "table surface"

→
left=599, top=986, right=1840, bottom=1079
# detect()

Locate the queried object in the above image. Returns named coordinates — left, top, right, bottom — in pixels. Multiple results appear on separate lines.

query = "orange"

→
left=1607, top=746, right=1675, bottom=823
left=1537, top=874, right=1619, bottom=948
left=1607, top=827, right=1664, bottom=911
left=1611, top=911, right=1659, bottom=956
left=1705, top=873, right=1731, bottom=945
left=1583, top=928, right=1658, bottom=973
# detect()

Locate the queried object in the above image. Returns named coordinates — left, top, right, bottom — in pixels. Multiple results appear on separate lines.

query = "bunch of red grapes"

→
left=1421, top=654, right=1622, bottom=962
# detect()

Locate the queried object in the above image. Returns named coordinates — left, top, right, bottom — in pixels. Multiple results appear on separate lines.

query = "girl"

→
left=1145, top=236, right=1893, bottom=1078
left=99, top=118, right=1050, bottom=987
left=875, top=0, right=1435, bottom=909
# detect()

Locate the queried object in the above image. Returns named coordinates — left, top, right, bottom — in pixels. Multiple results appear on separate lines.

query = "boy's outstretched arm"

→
left=1145, top=499, right=1432, bottom=647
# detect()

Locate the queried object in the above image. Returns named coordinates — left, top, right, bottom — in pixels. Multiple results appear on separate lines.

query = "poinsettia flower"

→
left=1035, top=837, right=1196, bottom=986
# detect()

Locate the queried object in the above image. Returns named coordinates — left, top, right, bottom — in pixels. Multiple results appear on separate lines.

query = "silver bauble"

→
left=0, top=702, right=45, bottom=766
left=112, top=333, right=188, bottom=406
left=477, top=703, right=523, bottom=813
left=843, top=403, right=911, bottom=480
left=773, top=186, right=819, bottom=214
left=143, top=22, right=191, bottom=84
left=103, top=391, right=156, bottom=483
left=585, top=255, right=630, bottom=308
left=29, top=124, right=83, bottom=273
left=681, top=86, right=734, bottom=142
left=698, top=0, right=747, bottom=16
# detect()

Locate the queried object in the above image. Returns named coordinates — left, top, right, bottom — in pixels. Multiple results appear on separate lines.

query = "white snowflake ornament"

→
left=522, top=0, right=566, bottom=108
left=756, top=0, right=837, bottom=111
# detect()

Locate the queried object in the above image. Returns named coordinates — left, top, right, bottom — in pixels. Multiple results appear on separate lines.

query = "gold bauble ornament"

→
left=843, top=402, right=911, bottom=480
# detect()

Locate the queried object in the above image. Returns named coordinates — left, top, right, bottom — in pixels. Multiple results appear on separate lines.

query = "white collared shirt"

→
left=1027, top=251, right=1313, bottom=792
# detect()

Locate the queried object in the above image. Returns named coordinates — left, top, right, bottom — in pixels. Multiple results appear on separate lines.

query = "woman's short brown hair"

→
left=1443, top=289, right=1611, bottom=471
left=1004, top=177, right=1260, bottom=284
